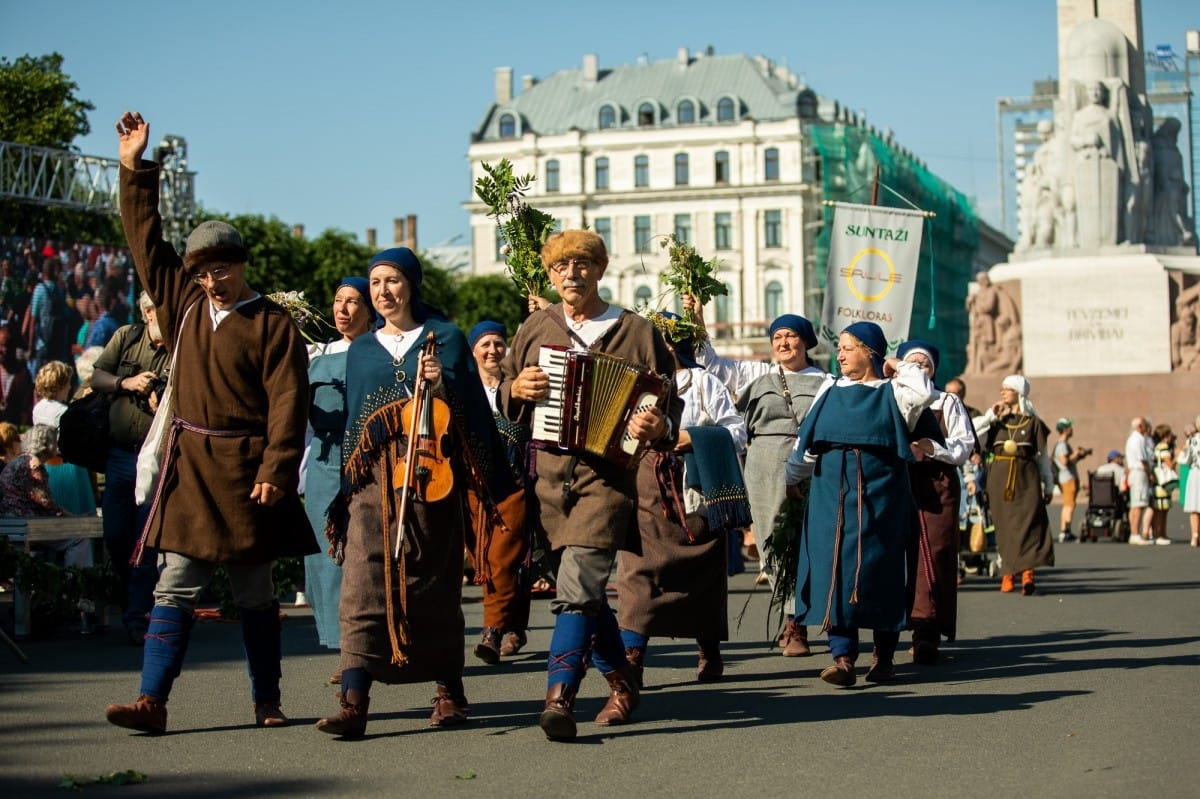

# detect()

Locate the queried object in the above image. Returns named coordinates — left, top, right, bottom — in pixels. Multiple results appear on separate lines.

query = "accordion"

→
left=530, top=345, right=672, bottom=469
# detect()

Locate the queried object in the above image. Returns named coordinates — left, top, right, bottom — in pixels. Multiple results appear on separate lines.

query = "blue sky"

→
left=2, top=0, right=1194, bottom=248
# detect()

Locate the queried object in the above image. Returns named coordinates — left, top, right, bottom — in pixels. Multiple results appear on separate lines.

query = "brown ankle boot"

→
left=316, top=689, right=369, bottom=739
left=254, top=702, right=289, bottom=727
left=819, top=655, right=857, bottom=688
left=105, top=694, right=167, bottom=734
left=473, top=626, right=501, bottom=665
left=594, top=665, right=640, bottom=725
left=780, top=619, right=811, bottom=657
left=696, top=643, right=724, bottom=682
left=430, top=685, right=469, bottom=727
left=1021, top=569, right=1036, bottom=596
left=539, top=683, right=578, bottom=741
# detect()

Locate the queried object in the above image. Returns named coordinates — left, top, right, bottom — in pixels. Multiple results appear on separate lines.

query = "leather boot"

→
left=254, top=702, right=289, bottom=727
left=594, top=664, right=640, bottom=725
left=819, top=655, right=857, bottom=688
left=316, top=689, right=370, bottom=739
left=865, top=653, right=896, bottom=683
left=105, top=694, right=167, bottom=734
left=473, top=626, right=502, bottom=665
left=1021, top=569, right=1036, bottom=596
left=499, top=630, right=526, bottom=657
left=779, top=619, right=811, bottom=657
left=429, top=684, right=469, bottom=727
left=624, top=646, right=645, bottom=690
left=539, top=683, right=578, bottom=742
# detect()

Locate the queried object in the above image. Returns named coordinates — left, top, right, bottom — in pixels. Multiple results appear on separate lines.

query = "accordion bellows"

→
left=531, top=345, right=671, bottom=469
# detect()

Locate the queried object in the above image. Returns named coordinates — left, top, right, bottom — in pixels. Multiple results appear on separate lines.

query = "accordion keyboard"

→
left=531, top=346, right=569, bottom=444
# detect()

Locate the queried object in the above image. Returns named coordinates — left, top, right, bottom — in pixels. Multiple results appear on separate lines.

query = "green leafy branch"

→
left=59, top=769, right=147, bottom=790
left=474, top=159, right=555, bottom=299
left=656, top=234, right=727, bottom=338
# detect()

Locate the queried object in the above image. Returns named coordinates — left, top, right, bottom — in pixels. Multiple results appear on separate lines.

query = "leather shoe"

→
left=429, top=685, right=469, bottom=727
left=473, top=627, right=501, bottom=665
left=865, top=656, right=896, bottom=683
left=778, top=619, right=811, bottom=657
left=105, top=695, right=167, bottom=734
left=1000, top=573, right=1015, bottom=593
left=316, top=690, right=369, bottom=738
left=1021, top=569, right=1036, bottom=596
left=912, top=640, right=939, bottom=665
left=594, top=665, right=640, bottom=725
left=624, top=646, right=645, bottom=690
left=539, top=683, right=577, bottom=741
left=819, top=656, right=856, bottom=688
left=499, top=630, right=526, bottom=657
left=254, top=702, right=288, bottom=727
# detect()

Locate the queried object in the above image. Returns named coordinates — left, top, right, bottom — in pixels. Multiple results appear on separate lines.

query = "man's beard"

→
left=148, top=320, right=163, bottom=343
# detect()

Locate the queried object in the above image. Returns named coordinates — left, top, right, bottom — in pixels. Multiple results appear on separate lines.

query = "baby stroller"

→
left=1082, top=471, right=1128, bottom=542
left=959, top=491, right=1000, bottom=578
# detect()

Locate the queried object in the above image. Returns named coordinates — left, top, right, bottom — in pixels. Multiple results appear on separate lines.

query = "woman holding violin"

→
left=317, top=248, right=515, bottom=739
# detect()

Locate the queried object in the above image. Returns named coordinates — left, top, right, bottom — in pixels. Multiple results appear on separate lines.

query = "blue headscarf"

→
left=468, top=320, right=507, bottom=350
left=660, top=311, right=701, bottom=369
left=337, top=276, right=377, bottom=325
left=367, top=247, right=444, bottom=321
left=896, top=339, right=940, bottom=376
left=843, top=321, right=887, bottom=378
left=767, top=314, right=818, bottom=349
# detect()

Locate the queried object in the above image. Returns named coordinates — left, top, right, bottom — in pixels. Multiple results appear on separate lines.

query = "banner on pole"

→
left=819, top=202, right=925, bottom=350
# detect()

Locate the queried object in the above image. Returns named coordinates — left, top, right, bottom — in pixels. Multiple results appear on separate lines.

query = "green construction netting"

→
left=809, top=123, right=980, bottom=379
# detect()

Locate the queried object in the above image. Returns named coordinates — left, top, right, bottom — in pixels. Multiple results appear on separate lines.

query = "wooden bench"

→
left=0, top=514, right=105, bottom=639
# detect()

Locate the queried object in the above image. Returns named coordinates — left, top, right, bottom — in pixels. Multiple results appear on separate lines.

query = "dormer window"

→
left=716, top=97, right=736, bottom=123
left=637, top=102, right=656, bottom=127
left=677, top=99, right=695, bottom=124
left=498, top=113, right=516, bottom=138
left=598, top=105, right=617, bottom=129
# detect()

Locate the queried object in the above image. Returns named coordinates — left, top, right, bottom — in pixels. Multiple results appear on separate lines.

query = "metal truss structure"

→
left=0, top=136, right=196, bottom=247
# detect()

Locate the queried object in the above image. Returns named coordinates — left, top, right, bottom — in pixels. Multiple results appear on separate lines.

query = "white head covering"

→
left=1001, top=374, right=1037, bottom=417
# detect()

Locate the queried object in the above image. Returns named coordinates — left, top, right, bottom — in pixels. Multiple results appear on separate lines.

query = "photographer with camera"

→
left=1053, top=418, right=1091, bottom=543
left=89, top=290, right=169, bottom=643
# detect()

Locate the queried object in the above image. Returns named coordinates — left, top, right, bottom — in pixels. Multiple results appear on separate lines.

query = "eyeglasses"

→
left=548, top=258, right=594, bottom=275
left=190, top=265, right=236, bottom=284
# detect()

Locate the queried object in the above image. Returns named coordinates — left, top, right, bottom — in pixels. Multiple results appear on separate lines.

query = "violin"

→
left=394, top=332, right=454, bottom=527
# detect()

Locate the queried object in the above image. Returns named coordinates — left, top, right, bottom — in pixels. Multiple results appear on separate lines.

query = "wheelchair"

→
left=1082, top=471, right=1128, bottom=542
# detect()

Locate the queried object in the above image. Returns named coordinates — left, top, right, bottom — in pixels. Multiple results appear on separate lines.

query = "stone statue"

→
left=1017, top=120, right=1061, bottom=251
left=1065, top=80, right=1125, bottom=248
left=1124, top=104, right=1154, bottom=244
left=1171, top=303, right=1200, bottom=371
left=1149, top=118, right=1196, bottom=248
left=966, top=273, right=1024, bottom=375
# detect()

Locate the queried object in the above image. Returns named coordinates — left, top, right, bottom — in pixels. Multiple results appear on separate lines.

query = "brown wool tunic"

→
left=120, top=163, right=317, bottom=564
left=498, top=306, right=681, bottom=552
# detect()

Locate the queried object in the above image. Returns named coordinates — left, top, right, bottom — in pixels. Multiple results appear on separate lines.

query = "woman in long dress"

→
left=617, top=315, right=749, bottom=683
left=973, top=375, right=1055, bottom=595
left=317, top=249, right=514, bottom=738
left=303, top=277, right=375, bottom=667
left=683, top=295, right=826, bottom=657
left=785, top=322, right=934, bottom=687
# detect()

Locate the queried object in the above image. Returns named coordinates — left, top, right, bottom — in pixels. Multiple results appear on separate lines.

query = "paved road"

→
left=2, top=508, right=1198, bottom=799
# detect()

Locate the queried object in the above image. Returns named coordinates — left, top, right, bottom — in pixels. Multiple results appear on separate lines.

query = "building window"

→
left=599, top=105, right=616, bottom=129
left=594, top=157, right=610, bottom=190
left=714, top=212, right=732, bottom=250
left=634, top=285, right=653, bottom=310
left=674, top=153, right=689, bottom=186
left=674, top=214, right=692, bottom=245
left=498, top=113, right=516, bottom=138
left=764, top=147, right=780, bottom=181
left=638, top=102, right=656, bottom=127
left=716, top=97, right=736, bottom=122
left=765, top=281, right=783, bottom=321
left=634, top=155, right=649, bottom=188
left=677, top=99, right=695, bottom=124
left=764, top=209, right=782, bottom=248
left=634, top=215, right=653, bottom=253
left=714, top=151, right=730, bottom=184
left=593, top=217, right=612, bottom=251
left=715, top=284, right=731, bottom=339
left=545, top=159, right=560, bottom=192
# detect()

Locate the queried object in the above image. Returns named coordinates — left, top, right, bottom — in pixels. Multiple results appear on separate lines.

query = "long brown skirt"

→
left=338, top=462, right=466, bottom=685
left=909, top=459, right=960, bottom=641
left=617, top=455, right=727, bottom=641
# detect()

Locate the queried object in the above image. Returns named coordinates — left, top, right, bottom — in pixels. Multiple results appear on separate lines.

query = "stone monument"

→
left=965, top=0, right=1200, bottom=451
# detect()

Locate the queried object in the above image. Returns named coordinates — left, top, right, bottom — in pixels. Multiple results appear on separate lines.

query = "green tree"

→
left=454, top=274, right=528, bottom=335
left=306, top=229, right=373, bottom=311
left=0, top=53, right=93, bottom=149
